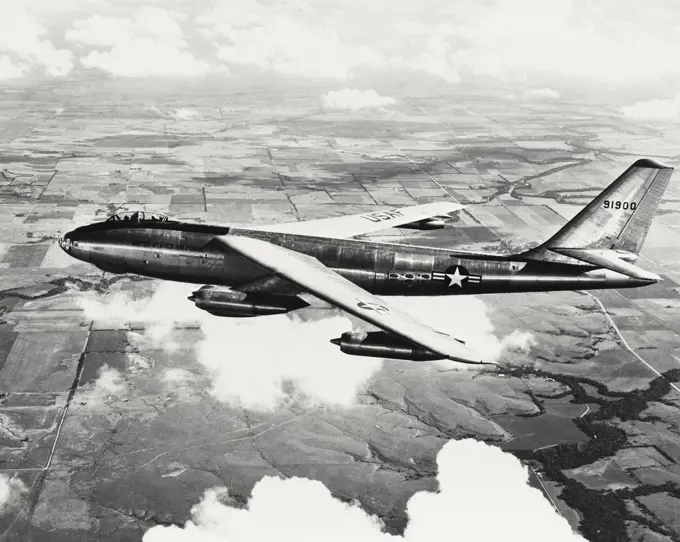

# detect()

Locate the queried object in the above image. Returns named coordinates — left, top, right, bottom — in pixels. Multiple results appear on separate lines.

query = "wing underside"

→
left=211, top=233, right=486, bottom=364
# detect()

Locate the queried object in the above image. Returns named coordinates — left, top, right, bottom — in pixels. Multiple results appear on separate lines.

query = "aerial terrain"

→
left=1, top=76, right=680, bottom=542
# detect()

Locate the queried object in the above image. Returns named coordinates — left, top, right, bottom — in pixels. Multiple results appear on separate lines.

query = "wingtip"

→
left=633, top=157, right=673, bottom=169
left=449, top=353, right=495, bottom=365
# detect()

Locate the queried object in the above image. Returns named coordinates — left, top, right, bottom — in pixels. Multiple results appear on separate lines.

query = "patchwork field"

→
left=1, top=78, right=680, bottom=541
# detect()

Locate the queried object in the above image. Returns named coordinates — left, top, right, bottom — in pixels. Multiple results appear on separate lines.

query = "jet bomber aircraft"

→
left=59, top=159, right=672, bottom=365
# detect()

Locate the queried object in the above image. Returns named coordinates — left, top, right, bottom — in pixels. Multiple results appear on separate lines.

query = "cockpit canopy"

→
left=106, top=211, right=171, bottom=223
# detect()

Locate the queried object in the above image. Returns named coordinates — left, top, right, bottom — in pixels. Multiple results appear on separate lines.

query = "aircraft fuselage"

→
left=59, top=219, right=655, bottom=295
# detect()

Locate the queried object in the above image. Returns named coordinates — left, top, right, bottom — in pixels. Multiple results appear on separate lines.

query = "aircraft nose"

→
left=58, top=229, right=87, bottom=261
left=58, top=232, right=72, bottom=252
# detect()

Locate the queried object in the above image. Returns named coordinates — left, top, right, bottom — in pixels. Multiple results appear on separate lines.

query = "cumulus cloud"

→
left=12, top=0, right=680, bottom=87
left=66, top=14, right=136, bottom=47
left=522, top=88, right=560, bottom=100
left=78, top=282, right=200, bottom=353
left=390, top=296, right=536, bottom=364
left=76, top=282, right=534, bottom=409
left=143, top=438, right=585, bottom=541
left=320, top=89, right=397, bottom=111
left=82, top=39, right=209, bottom=77
left=8, top=0, right=680, bottom=87
left=501, top=330, right=537, bottom=353
left=72, top=7, right=208, bottom=77
left=94, top=365, right=126, bottom=394
left=0, top=5, right=72, bottom=77
left=621, top=94, right=680, bottom=120
left=76, top=282, right=381, bottom=411
left=196, top=311, right=381, bottom=410
left=389, top=0, right=680, bottom=86
left=0, top=55, right=26, bottom=79
left=67, top=7, right=186, bottom=46
left=171, top=108, right=201, bottom=119
left=0, top=474, right=29, bottom=514
left=390, top=33, right=461, bottom=84
left=207, top=6, right=386, bottom=79
left=162, top=368, right=196, bottom=386
left=198, top=0, right=680, bottom=86
left=77, top=364, right=127, bottom=407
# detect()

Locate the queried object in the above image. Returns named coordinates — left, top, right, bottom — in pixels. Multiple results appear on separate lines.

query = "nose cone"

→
left=58, top=232, right=72, bottom=253
left=58, top=228, right=89, bottom=262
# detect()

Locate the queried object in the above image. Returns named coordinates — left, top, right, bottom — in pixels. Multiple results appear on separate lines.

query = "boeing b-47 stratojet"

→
left=59, top=159, right=672, bottom=365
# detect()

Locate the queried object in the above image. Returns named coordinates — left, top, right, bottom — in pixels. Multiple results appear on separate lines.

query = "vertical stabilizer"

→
left=531, top=158, right=673, bottom=258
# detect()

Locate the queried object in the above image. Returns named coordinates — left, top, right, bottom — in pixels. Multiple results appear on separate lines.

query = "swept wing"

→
left=249, top=201, right=464, bottom=239
left=211, top=233, right=486, bottom=364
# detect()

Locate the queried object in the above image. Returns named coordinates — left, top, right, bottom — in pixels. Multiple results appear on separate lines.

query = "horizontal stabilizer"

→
left=550, top=248, right=662, bottom=281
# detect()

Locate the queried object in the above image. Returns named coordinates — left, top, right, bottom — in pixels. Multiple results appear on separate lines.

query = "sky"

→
left=2, top=0, right=680, bottom=105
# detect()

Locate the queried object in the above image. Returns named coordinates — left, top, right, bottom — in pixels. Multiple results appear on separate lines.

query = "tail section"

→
left=525, top=158, right=673, bottom=264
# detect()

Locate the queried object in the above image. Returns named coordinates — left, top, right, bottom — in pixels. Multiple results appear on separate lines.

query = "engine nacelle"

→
left=330, top=331, right=444, bottom=361
left=189, top=287, right=309, bottom=318
left=399, top=217, right=447, bottom=230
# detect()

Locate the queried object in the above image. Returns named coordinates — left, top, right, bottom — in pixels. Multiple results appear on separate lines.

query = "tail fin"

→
left=526, top=158, right=673, bottom=262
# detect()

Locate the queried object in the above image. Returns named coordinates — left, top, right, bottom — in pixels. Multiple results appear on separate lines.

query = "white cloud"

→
left=0, top=55, right=27, bottom=79
left=94, top=365, right=126, bottom=394
left=75, top=282, right=382, bottom=411
left=143, top=438, right=585, bottom=541
left=501, top=330, right=537, bottom=353
left=10, top=0, right=680, bottom=87
left=134, top=6, right=187, bottom=40
left=77, top=282, right=200, bottom=353
left=621, top=94, right=680, bottom=120
left=390, top=34, right=461, bottom=84
left=0, top=6, right=72, bottom=77
left=0, top=474, right=28, bottom=514
left=76, top=364, right=127, bottom=407
left=321, top=89, right=396, bottom=111
left=72, top=7, right=208, bottom=77
left=76, top=283, right=535, bottom=409
left=67, top=7, right=187, bottom=47
left=210, top=11, right=385, bottom=79
left=523, top=88, right=561, bottom=100
left=66, top=14, right=135, bottom=47
left=162, top=368, right=196, bottom=385
left=81, top=38, right=209, bottom=77
left=392, top=0, right=680, bottom=86
left=196, top=311, right=381, bottom=410
left=171, top=108, right=201, bottom=119
left=390, top=296, right=535, bottom=364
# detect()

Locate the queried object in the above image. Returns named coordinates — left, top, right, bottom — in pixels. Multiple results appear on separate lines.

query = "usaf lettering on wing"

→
left=361, top=210, right=404, bottom=223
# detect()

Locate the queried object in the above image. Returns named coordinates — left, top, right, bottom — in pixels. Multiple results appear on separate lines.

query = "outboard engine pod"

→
left=330, top=331, right=443, bottom=361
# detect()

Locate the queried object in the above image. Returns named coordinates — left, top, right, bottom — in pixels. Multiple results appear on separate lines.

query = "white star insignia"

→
left=446, top=267, right=467, bottom=287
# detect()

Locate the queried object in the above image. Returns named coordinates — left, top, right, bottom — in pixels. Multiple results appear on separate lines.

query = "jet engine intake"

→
left=189, top=287, right=309, bottom=317
left=330, top=331, right=443, bottom=361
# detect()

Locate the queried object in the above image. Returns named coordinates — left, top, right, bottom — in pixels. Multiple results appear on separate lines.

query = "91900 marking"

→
left=603, top=200, right=637, bottom=210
